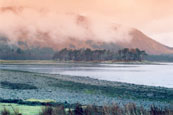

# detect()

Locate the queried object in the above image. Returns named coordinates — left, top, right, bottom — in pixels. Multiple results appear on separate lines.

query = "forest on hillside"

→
left=0, top=37, right=55, bottom=60
left=0, top=35, right=172, bottom=62
left=53, top=48, right=147, bottom=61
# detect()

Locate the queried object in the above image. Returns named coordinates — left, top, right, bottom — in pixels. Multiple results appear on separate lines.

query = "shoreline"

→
left=0, top=69, right=173, bottom=108
left=0, top=60, right=162, bottom=65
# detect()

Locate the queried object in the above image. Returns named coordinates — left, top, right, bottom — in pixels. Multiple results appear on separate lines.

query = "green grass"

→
left=1, top=102, right=173, bottom=115
left=25, top=99, right=55, bottom=103
left=0, top=99, right=57, bottom=115
left=0, top=103, right=42, bottom=115
left=51, top=79, right=173, bottom=103
left=0, top=81, right=38, bottom=90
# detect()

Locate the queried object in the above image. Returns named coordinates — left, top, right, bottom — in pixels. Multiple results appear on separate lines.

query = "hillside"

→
left=0, top=6, right=173, bottom=56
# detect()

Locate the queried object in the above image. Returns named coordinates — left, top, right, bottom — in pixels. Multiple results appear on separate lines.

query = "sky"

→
left=0, top=0, right=173, bottom=47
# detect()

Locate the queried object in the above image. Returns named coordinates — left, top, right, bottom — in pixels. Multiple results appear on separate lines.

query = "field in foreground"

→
left=1, top=102, right=173, bottom=115
left=0, top=68, right=173, bottom=114
left=0, top=102, right=42, bottom=115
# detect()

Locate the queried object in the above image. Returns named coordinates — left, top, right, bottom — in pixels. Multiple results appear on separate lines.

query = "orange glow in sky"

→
left=0, top=0, right=173, bottom=46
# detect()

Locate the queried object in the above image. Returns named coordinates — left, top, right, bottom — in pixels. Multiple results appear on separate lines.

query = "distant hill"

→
left=0, top=6, right=173, bottom=59
left=116, top=29, right=173, bottom=55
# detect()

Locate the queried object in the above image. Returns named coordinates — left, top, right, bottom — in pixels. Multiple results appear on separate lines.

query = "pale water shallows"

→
left=0, top=63, right=173, bottom=88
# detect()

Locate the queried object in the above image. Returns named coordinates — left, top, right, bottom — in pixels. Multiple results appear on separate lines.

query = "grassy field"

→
left=0, top=99, right=58, bottom=115
left=1, top=102, right=173, bottom=115
left=52, top=78, right=173, bottom=102
left=0, top=102, right=42, bottom=115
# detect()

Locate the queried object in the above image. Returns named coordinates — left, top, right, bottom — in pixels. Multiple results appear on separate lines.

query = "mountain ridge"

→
left=0, top=6, right=173, bottom=55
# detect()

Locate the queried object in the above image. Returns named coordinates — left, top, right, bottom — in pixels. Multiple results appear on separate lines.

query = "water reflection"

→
left=0, top=63, right=173, bottom=88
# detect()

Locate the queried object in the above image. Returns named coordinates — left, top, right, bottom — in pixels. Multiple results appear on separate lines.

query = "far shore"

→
left=0, top=60, right=162, bottom=65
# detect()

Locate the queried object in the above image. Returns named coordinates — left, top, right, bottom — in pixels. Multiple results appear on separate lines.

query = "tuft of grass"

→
left=25, top=99, right=55, bottom=103
left=1, top=107, right=11, bottom=115
left=38, top=103, right=173, bottom=115
left=51, top=79, right=173, bottom=102
left=0, top=81, right=37, bottom=90
left=39, top=106, right=65, bottom=115
left=1, top=107, right=22, bottom=115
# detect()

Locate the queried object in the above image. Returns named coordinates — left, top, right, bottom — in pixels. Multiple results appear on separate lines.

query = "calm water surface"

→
left=0, top=63, right=173, bottom=88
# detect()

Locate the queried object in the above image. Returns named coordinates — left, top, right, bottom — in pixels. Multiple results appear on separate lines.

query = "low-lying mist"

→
left=0, top=5, right=133, bottom=49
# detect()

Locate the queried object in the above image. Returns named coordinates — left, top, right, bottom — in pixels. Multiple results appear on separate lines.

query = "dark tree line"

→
left=117, top=48, right=147, bottom=61
left=53, top=48, right=147, bottom=61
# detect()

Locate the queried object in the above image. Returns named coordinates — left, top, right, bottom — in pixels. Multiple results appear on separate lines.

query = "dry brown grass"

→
left=38, top=103, right=173, bottom=115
